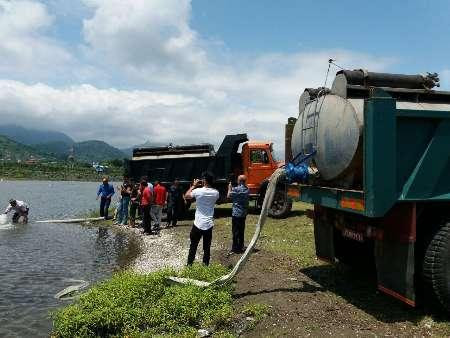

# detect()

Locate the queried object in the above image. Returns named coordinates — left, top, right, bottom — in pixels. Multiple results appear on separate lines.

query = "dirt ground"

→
left=168, top=202, right=450, bottom=337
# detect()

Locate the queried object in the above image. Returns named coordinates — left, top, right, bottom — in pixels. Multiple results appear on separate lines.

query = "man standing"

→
left=139, top=179, right=153, bottom=235
left=151, top=181, right=167, bottom=231
left=4, top=199, right=29, bottom=223
left=117, top=177, right=132, bottom=225
left=227, top=175, right=250, bottom=254
left=96, top=177, right=114, bottom=219
left=129, top=183, right=140, bottom=227
left=185, top=172, right=219, bottom=266
left=166, top=178, right=184, bottom=227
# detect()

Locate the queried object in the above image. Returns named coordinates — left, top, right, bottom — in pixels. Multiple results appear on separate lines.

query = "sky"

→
left=0, top=0, right=449, bottom=152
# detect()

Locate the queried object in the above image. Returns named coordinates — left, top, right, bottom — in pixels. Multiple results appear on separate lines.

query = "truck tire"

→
left=423, top=221, right=450, bottom=312
left=268, top=189, right=293, bottom=219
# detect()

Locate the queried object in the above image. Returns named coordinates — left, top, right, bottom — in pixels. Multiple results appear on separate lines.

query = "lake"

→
left=0, top=180, right=137, bottom=337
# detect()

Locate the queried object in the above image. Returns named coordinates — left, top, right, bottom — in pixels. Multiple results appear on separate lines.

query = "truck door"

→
left=246, top=148, right=275, bottom=194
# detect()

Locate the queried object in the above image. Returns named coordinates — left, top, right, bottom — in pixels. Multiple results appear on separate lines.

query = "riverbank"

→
left=53, top=203, right=450, bottom=337
left=0, top=162, right=123, bottom=181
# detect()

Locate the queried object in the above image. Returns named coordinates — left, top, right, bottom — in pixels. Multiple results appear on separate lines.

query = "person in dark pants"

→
left=185, top=172, right=219, bottom=265
left=96, top=177, right=114, bottom=219
left=227, top=175, right=249, bottom=254
left=166, top=178, right=184, bottom=227
left=139, top=180, right=153, bottom=235
left=129, top=183, right=140, bottom=227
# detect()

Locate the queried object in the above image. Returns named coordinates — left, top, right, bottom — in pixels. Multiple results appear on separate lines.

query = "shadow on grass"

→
left=233, top=282, right=324, bottom=299
left=301, top=264, right=450, bottom=325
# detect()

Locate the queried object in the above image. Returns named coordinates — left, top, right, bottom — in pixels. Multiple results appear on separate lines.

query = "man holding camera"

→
left=227, top=175, right=249, bottom=254
left=184, top=172, right=219, bottom=266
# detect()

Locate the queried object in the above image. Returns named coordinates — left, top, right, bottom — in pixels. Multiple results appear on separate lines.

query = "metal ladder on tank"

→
left=299, top=90, right=326, bottom=162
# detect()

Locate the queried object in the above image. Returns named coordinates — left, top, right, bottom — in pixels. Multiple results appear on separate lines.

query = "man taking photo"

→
left=184, top=172, right=219, bottom=266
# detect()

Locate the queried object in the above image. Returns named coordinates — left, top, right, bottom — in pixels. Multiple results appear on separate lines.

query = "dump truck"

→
left=125, top=134, right=292, bottom=218
left=286, top=69, right=450, bottom=310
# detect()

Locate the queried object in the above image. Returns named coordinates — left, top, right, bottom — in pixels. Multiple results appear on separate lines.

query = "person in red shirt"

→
left=139, top=179, right=153, bottom=235
left=151, top=180, right=167, bottom=231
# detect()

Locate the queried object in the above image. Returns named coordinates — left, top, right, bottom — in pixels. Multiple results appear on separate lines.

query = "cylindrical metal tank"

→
left=291, top=93, right=364, bottom=185
left=291, top=69, right=441, bottom=188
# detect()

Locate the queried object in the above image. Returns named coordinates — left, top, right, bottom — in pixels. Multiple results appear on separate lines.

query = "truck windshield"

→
left=250, top=149, right=270, bottom=164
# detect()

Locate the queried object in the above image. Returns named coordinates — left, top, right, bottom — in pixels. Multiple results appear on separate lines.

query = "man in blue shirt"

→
left=227, top=175, right=249, bottom=254
left=96, top=177, right=115, bottom=219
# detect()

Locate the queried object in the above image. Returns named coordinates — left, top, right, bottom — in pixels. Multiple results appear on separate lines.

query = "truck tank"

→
left=291, top=69, right=442, bottom=188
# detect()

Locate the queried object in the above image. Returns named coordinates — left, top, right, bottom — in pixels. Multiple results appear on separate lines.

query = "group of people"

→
left=96, top=176, right=184, bottom=234
left=96, top=172, right=250, bottom=266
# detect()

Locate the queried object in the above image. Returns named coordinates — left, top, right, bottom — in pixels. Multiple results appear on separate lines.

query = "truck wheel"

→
left=268, top=189, right=292, bottom=219
left=423, top=221, right=450, bottom=312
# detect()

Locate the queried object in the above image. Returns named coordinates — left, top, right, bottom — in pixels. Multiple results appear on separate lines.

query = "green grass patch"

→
left=52, top=264, right=234, bottom=337
left=242, top=303, right=270, bottom=321
left=213, top=202, right=317, bottom=268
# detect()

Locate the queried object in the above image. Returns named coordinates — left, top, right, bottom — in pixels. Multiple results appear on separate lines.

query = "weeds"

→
left=242, top=303, right=270, bottom=321
left=52, top=264, right=234, bottom=337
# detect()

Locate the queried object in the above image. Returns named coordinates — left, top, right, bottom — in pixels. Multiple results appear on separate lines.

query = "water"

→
left=0, top=180, right=138, bottom=337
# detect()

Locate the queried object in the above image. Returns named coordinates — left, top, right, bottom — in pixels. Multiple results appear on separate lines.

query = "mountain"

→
left=33, top=141, right=73, bottom=160
left=0, top=124, right=127, bottom=163
left=73, top=140, right=126, bottom=163
left=0, top=124, right=74, bottom=145
left=0, top=135, right=54, bottom=161
left=35, top=140, right=127, bottom=163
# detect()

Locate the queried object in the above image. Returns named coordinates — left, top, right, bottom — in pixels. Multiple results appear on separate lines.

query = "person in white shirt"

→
left=4, top=199, right=29, bottom=223
left=184, top=172, right=219, bottom=266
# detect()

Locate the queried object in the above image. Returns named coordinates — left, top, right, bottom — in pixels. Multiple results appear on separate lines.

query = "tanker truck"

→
left=286, top=69, right=450, bottom=310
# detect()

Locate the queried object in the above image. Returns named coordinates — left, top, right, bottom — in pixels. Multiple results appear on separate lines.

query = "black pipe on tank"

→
left=337, top=69, right=439, bottom=90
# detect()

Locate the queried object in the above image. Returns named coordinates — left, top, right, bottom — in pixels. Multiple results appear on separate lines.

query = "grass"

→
left=213, top=201, right=317, bottom=268
left=242, top=303, right=270, bottom=321
left=52, top=264, right=234, bottom=337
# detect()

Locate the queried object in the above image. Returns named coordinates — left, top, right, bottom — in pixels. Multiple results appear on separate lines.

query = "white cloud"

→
left=0, top=0, right=395, bottom=155
left=0, top=0, right=74, bottom=81
left=82, top=0, right=207, bottom=77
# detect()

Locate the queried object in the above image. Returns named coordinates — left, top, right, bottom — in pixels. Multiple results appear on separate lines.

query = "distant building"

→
left=25, top=156, right=39, bottom=165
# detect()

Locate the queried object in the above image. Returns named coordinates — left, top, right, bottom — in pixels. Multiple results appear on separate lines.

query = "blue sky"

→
left=190, top=0, right=450, bottom=74
left=0, top=0, right=449, bottom=150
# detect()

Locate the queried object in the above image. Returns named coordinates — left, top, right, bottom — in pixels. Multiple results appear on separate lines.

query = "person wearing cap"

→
left=96, top=177, right=115, bottom=219
left=4, top=199, right=29, bottom=223
left=227, top=175, right=250, bottom=254
left=184, top=172, right=219, bottom=266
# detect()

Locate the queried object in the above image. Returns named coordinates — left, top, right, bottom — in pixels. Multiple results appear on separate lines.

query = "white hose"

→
left=167, top=168, right=286, bottom=288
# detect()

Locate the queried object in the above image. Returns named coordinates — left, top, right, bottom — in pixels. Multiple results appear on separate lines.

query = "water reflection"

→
left=0, top=180, right=139, bottom=338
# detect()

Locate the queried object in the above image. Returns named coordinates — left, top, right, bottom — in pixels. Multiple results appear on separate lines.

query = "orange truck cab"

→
left=240, top=142, right=282, bottom=196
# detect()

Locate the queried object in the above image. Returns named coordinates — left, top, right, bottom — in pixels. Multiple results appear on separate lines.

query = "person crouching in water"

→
left=227, top=175, right=249, bottom=254
left=184, top=172, right=219, bottom=266
left=3, top=199, right=29, bottom=223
